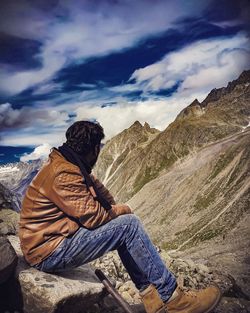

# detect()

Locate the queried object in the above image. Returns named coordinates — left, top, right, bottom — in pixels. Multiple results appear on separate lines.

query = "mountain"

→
left=0, top=183, right=20, bottom=212
left=201, top=70, right=250, bottom=107
left=0, top=160, right=43, bottom=211
left=94, top=121, right=160, bottom=202
left=95, top=70, right=250, bottom=202
left=95, top=70, right=250, bottom=295
left=128, top=128, right=250, bottom=292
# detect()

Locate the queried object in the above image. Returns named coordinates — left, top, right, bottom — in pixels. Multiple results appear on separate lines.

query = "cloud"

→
left=32, top=81, right=63, bottom=96
left=130, top=32, right=250, bottom=95
left=75, top=91, right=207, bottom=140
left=20, top=143, right=52, bottom=162
left=0, top=52, right=66, bottom=96
left=0, top=0, right=213, bottom=96
left=1, top=85, right=207, bottom=148
left=0, top=102, right=69, bottom=130
left=2, top=31, right=248, bottom=145
left=1, top=2, right=249, bottom=151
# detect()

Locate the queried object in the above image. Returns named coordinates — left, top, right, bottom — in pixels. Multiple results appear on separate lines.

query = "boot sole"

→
left=203, top=287, right=222, bottom=313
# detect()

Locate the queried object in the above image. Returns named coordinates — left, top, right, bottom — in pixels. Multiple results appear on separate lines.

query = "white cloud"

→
left=1, top=31, right=249, bottom=148
left=130, top=33, right=250, bottom=95
left=1, top=86, right=206, bottom=147
left=0, top=0, right=211, bottom=96
left=20, top=143, right=52, bottom=162
left=32, top=81, right=63, bottom=96
left=75, top=91, right=207, bottom=140
left=0, top=52, right=66, bottom=96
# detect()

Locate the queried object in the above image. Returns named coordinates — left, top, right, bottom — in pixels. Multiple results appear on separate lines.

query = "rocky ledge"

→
left=90, top=249, right=250, bottom=313
left=1, top=235, right=140, bottom=313
left=2, top=235, right=105, bottom=313
left=0, top=224, right=249, bottom=312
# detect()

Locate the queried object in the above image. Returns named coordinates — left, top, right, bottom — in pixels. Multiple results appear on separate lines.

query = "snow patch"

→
left=0, top=166, right=19, bottom=173
left=241, top=121, right=250, bottom=132
left=103, top=151, right=120, bottom=185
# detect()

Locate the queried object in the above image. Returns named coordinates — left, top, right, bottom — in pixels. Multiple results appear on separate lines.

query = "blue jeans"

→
left=33, top=214, right=177, bottom=302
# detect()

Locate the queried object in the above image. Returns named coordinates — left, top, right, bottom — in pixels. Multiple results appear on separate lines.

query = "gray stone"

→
left=214, top=297, right=250, bottom=313
left=0, top=236, right=18, bottom=284
left=7, top=235, right=106, bottom=313
left=0, top=208, right=19, bottom=235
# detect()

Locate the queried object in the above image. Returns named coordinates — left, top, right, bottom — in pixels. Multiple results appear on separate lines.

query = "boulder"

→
left=0, top=207, right=19, bottom=235
left=7, top=235, right=107, bottom=313
left=0, top=236, right=18, bottom=284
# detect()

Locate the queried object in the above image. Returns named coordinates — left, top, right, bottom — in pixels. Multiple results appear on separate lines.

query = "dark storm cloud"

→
left=0, top=102, right=68, bottom=131
left=0, top=0, right=59, bottom=40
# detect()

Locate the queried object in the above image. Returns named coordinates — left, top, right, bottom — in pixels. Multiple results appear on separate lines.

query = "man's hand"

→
left=111, top=204, right=133, bottom=217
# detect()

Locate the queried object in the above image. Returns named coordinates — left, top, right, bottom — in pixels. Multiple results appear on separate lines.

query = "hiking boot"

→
left=165, top=285, right=222, bottom=313
left=140, top=284, right=222, bottom=313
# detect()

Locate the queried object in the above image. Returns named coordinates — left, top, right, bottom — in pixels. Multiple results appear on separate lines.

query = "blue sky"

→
left=0, top=0, right=250, bottom=164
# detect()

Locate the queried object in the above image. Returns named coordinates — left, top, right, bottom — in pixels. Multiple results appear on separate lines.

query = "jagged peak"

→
left=175, top=98, right=203, bottom=121
left=143, top=122, right=160, bottom=134
left=238, top=69, right=250, bottom=82
left=130, top=120, right=143, bottom=128
left=190, top=99, right=201, bottom=107
left=201, top=69, right=250, bottom=107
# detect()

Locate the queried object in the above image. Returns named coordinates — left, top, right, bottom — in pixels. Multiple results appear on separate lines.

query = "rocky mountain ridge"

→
left=201, top=70, right=250, bottom=107
left=0, top=182, right=21, bottom=212
left=94, top=70, right=250, bottom=306
left=94, top=121, right=160, bottom=201
left=0, top=159, right=42, bottom=211
left=95, top=70, right=250, bottom=201
left=128, top=128, right=249, bottom=289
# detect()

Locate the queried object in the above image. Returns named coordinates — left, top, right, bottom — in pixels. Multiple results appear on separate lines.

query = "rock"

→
left=0, top=208, right=19, bottom=235
left=214, top=297, right=250, bottom=313
left=116, top=281, right=123, bottom=289
left=0, top=182, right=21, bottom=211
left=0, top=236, right=18, bottom=284
left=7, top=235, right=106, bottom=313
left=91, top=251, right=142, bottom=305
left=121, top=290, right=134, bottom=303
left=99, top=294, right=145, bottom=313
left=197, top=263, right=210, bottom=274
left=91, top=251, right=130, bottom=283
left=212, top=270, right=235, bottom=295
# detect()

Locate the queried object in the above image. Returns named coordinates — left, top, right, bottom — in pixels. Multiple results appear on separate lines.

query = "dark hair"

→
left=65, top=120, right=104, bottom=154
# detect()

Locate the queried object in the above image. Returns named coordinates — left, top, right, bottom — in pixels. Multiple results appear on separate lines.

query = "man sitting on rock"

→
left=19, top=120, right=221, bottom=313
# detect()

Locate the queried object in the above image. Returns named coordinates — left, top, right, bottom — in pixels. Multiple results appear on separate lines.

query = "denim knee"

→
left=116, top=214, right=143, bottom=242
left=117, top=213, right=141, bottom=228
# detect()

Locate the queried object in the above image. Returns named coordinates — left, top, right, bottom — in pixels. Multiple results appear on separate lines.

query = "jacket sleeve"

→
left=49, top=168, right=129, bottom=229
left=90, top=174, right=116, bottom=205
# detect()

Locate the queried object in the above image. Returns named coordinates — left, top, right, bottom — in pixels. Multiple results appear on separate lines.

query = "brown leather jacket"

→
left=19, top=148, right=131, bottom=266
